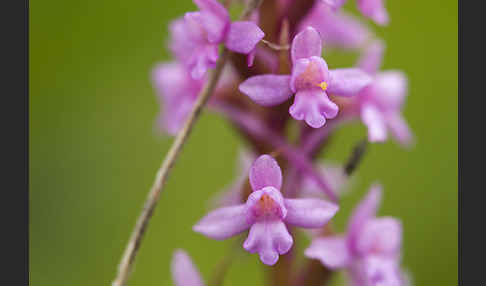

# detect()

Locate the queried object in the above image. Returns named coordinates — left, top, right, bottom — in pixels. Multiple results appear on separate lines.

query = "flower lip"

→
left=246, top=187, right=287, bottom=222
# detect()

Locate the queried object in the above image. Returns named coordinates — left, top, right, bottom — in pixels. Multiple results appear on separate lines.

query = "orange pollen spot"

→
left=258, top=194, right=274, bottom=212
left=317, top=81, right=328, bottom=91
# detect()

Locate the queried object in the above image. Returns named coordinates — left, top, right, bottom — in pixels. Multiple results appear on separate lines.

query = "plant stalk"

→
left=112, top=49, right=229, bottom=286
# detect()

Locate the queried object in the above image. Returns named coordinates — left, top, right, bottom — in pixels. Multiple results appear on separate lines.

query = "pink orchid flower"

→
left=194, top=154, right=339, bottom=265
left=305, top=185, right=407, bottom=286
left=239, top=27, right=372, bottom=128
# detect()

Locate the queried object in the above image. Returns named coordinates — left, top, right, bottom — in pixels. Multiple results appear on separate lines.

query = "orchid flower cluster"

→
left=152, top=0, right=413, bottom=285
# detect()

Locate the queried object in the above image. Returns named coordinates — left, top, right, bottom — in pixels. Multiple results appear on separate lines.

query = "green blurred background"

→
left=30, top=0, right=457, bottom=285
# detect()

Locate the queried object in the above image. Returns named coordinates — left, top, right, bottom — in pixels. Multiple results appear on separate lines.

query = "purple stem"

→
left=301, top=115, right=353, bottom=155
left=285, top=113, right=355, bottom=198
left=216, top=103, right=338, bottom=202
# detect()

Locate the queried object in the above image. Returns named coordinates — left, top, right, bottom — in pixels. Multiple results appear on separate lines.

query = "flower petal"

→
left=249, top=154, right=283, bottom=191
left=152, top=62, right=202, bottom=135
left=239, top=75, right=293, bottom=107
left=194, top=0, right=229, bottom=20
left=356, top=217, right=402, bottom=258
left=360, top=256, right=403, bottom=286
left=152, top=62, right=186, bottom=99
left=322, top=0, right=347, bottom=10
left=372, top=71, right=408, bottom=109
left=327, top=68, right=372, bottom=97
left=284, top=198, right=338, bottom=228
left=357, top=40, right=385, bottom=74
left=347, top=184, right=382, bottom=253
left=189, top=45, right=219, bottom=79
left=160, top=100, right=194, bottom=136
left=171, top=250, right=205, bottom=286
left=243, top=219, right=293, bottom=265
left=291, top=27, right=322, bottom=64
left=299, top=3, right=370, bottom=50
left=225, top=21, right=265, bottom=54
left=193, top=204, right=251, bottom=239
left=193, top=0, right=230, bottom=43
left=169, top=18, right=196, bottom=62
left=361, top=104, right=387, bottom=142
left=199, top=10, right=230, bottom=43
left=289, top=89, right=338, bottom=128
left=386, top=113, right=414, bottom=146
left=357, top=0, right=389, bottom=25
left=184, top=12, right=211, bottom=43
left=304, top=236, right=351, bottom=269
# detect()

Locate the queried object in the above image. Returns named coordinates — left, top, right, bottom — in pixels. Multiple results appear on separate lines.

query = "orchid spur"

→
left=194, top=154, right=339, bottom=265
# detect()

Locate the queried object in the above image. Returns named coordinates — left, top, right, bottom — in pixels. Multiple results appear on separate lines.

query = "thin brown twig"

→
left=277, top=18, right=291, bottom=75
left=112, top=49, right=229, bottom=286
left=261, top=39, right=290, bottom=51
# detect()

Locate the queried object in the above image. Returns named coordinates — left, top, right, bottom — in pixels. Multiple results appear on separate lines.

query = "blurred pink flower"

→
left=305, top=185, right=407, bottom=286
left=299, top=2, right=371, bottom=50
left=320, top=0, right=389, bottom=25
left=171, top=249, right=204, bottom=286
left=152, top=62, right=204, bottom=135
left=169, top=0, right=264, bottom=79
left=356, top=41, right=413, bottom=145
